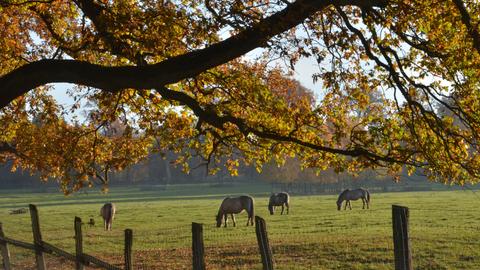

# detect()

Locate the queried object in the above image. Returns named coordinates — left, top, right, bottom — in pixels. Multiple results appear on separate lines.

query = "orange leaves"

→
left=2, top=0, right=480, bottom=192
left=0, top=90, right=153, bottom=194
left=226, top=159, right=239, bottom=176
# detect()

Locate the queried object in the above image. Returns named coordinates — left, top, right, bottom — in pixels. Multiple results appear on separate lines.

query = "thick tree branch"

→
left=0, top=0, right=53, bottom=6
left=453, top=0, right=480, bottom=54
left=0, top=142, right=17, bottom=154
left=0, top=0, right=387, bottom=109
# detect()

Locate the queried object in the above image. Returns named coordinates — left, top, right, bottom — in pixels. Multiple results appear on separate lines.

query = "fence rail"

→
left=0, top=204, right=130, bottom=270
left=1, top=204, right=415, bottom=270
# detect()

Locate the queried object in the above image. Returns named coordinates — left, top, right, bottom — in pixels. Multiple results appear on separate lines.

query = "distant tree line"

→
left=0, top=151, right=459, bottom=194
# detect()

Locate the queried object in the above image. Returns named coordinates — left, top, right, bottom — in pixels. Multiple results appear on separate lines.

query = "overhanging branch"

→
left=155, top=86, right=414, bottom=166
left=453, top=0, right=480, bottom=54
left=0, top=0, right=387, bottom=109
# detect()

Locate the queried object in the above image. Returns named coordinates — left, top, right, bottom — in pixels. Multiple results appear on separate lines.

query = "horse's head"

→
left=336, top=199, right=342, bottom=211
left=336, top=189, right=349, bottom=211
left=215, top=213, right=223, bottom=227
left=268, top=204, right=274, bottom=215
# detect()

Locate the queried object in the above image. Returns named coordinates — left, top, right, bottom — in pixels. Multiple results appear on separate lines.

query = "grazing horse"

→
left=216, top=195, right=255, bottom=227
left=100, top=203, right=116, bottom=231
left=268, top=192, right=290, bottom=215
left=336, top=188, right=370, bottom=210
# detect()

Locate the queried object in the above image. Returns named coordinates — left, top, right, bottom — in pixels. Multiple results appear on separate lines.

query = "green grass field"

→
left=0, top=183, right=479, bottom=269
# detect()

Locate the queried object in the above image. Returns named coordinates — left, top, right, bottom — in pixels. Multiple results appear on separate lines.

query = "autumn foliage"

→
left=0, top=0, right=480, bottom=193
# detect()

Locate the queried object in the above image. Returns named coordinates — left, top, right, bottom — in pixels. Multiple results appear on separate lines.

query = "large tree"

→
left=0, top=0, right=479, bottom=193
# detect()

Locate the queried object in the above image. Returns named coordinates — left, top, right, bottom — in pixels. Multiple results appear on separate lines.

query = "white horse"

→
left=100, top=203, right=116, bottom=230
left=336, top=188, right=370, bottom=210
left=216, top=196, right=255, bottom=227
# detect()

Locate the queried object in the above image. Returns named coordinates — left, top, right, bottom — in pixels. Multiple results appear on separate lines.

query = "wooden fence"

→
left=392, top=205, right=412, bottom=270
left=192, top=205, right=413, bottom=270
left=1, top=204, right=413, bottom=270
left=0, top=204, right=132, bottom=270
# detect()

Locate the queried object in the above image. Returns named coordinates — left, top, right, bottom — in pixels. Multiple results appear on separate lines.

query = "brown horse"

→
left=216, top=195, right=255, bottom=227
left=268, top=192, right=290, bottom=215
left=100, top=203, right=116, bottom=230
left=336, top=188, right=370, bottom=210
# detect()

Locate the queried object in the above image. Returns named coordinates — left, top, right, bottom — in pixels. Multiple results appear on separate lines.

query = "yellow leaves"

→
left=351, top=88, right=370, bottom=109
left=10, top=159, right=19, bottom=173
left=226, top=159, right=239, bottom=176
left=2, top=0, right=480, bottom=192
left=406, top=165, right=415, bottom=176
left=0, top=90, right=154, bottom=194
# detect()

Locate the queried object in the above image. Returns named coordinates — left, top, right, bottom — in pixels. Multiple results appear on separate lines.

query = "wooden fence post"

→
left=74, top=217, right=84, bottom=270
left=255, top=216, right=274, bottom=270
left=124, top=229, right=133, bottom=270
left=0, top=222, right=11, bottom=270
left=192, top=222, right=205, bottom=270
left=29, top=204, right=46, bottom=270
left=392, top=205, right=413, bottom=270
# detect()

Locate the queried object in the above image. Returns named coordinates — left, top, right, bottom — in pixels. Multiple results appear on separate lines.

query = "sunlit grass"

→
left=0, top=184, right=479, bottom=269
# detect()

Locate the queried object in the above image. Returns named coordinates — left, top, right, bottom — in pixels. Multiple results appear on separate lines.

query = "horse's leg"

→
left=344, top=201, right=347, bottom=210
left=231, top=214, right=236, bottom=227
left=281, top=205, right=284, bottom=215
left=362, top=198, right=365, bottom=209
left=349, top=201, right=352, bottom=210
left=250, top=209, right=254, bottom=226
left=286, top=202, right=289, bottom=214
left=224, top=214, right=228, bottom=227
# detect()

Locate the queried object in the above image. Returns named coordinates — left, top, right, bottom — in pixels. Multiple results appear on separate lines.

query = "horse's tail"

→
left=111, top=204, right=116, bottom=220
left=106, top=205, right=112, bottom=221
left=101, top=203, right=115, bottom=222
left=366, top=190, right=371, bottom=203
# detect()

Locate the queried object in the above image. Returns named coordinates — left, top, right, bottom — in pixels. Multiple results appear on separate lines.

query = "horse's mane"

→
left=339, top=189, right=350, bottom=197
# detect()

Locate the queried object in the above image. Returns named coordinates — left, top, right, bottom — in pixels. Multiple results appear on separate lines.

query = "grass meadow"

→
left=0, top=183, right=479, bottom=269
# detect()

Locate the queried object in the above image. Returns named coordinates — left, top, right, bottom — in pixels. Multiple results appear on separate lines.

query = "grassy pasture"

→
left=0, top=183, right=479, bottom=269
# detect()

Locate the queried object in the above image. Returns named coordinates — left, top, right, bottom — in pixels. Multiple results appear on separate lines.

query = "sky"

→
left=49, top=55, right=323, bottom=118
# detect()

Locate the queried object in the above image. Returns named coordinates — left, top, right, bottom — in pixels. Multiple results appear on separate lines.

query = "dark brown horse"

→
left=100, top=203, right=116, bottom=230
left=216, top=195, right=255, bottom=227
left=268, top=192, right=290, bottom=215
left=336, top=188, right=370, bottom=210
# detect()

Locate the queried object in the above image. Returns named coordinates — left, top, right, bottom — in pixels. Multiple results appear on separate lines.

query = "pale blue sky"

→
left=49, top=56, right=322, bottom=117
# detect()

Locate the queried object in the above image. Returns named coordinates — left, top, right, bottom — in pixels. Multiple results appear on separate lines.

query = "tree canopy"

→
left=0, top=0, right=479, bottom=193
